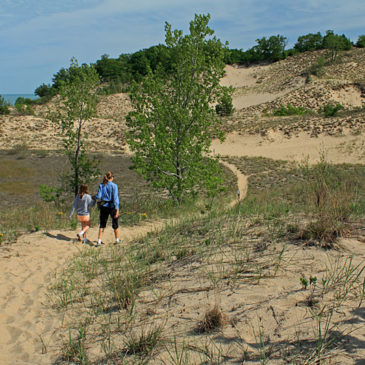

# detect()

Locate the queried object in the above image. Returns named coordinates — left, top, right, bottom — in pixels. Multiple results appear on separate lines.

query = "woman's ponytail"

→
left=103, top=171, right=113, bottom=186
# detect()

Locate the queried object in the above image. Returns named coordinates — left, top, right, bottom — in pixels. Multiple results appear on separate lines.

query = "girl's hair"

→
left=103, top=171, right=114, bottom=186
left=78, top=183, right=89, bottom=198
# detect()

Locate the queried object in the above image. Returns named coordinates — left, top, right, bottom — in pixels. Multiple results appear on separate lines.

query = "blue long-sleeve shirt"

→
left=69, top=194, right=95, bottom=217
left=95, top=181, right=119, bottom=209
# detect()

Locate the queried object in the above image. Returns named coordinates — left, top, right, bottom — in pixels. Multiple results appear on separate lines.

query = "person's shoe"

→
left=96, top=240, right=103, bottom=247
left=82, top=238, right=88, bottom=244
left=77, top=231, right=84, bottom=241
left=115, top=238, right=120, bottom=244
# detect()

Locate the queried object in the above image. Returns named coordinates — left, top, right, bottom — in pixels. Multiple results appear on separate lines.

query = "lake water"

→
left=1, top=94, right=39, bottom=105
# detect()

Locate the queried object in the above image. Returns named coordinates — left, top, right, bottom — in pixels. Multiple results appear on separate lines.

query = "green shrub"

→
left=273, top=104, right=310, bottom=116
left=323, top=103, right=344, bottom=117
left=216, top=93, right=234, bottom=116
left=15, top=97, right=35, bottom=115
left=309, top=56, right=326, bottom=77
left=299, top=157, right=355, bottom=245
left=356, top=35, right=365, bottom=48
left=39, top=184, right=64, bottom=207
left=0, top=95, right=10, bottom=115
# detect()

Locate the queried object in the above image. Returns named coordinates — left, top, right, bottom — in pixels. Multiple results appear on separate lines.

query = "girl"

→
left=69, top=183, right=96, bottom=243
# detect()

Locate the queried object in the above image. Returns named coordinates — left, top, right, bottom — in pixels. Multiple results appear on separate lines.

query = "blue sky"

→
left=1, top=0, right=364, bottom=94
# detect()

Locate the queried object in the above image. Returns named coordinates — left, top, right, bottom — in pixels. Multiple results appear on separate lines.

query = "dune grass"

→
left=0, top=151, right=236, bottom=245
left=48, top=155, right=365, bottom=363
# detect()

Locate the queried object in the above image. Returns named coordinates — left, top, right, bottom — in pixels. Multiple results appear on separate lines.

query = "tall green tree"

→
left=254, top=35, right=287, bottom=62
left=323, top=30, right=352, bottom=62
left=356, top=35, right=365, bottom=48
left=294, top=32, right=323, bottom=52
left=126, top=14, right=229, bottom=203
left=51, top=58, right=100, bottom=195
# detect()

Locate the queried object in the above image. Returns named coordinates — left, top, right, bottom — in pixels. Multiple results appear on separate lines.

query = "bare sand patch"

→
left=212, top=130, right=365, bottom=164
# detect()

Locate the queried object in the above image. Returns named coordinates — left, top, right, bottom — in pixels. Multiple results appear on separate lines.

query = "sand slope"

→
left=0, top=221, right=172, bottom=364
left=0, top=165, right=248, bottom=364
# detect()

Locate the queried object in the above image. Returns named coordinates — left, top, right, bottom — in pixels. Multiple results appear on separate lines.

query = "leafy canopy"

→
left=50, top=58, right=100, bottom=195
left=126, top=14, right=230, bottom=203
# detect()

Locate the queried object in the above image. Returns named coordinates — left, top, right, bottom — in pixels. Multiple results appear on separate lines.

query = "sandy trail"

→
left=0, top=162, right=248, bottom=364
left=0, top=220, right=169, bottom=364
left=1, top=128, right=365, bottom=363
left=2, top=126, right=365, bottom=363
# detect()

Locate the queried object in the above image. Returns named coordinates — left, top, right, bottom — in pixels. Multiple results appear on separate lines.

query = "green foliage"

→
left=34, top=83, right=53, bottom=98
left=300, top=156, right=354, bottom=245
left=308, top=56, right=326, bottom=77
left=0, top=95, right=10, bottom=115
left=127, top=14, right=228, bottom=203
left=273, top=104, right=310, bottom=116
left=216, top=89, right=234, bottom=116
left=15, top=97, right=35, bottom=115
left=323, top=30, right=352, bottom=62
left=39, top=184, right=64, bottom=207
left=223, top=35, right=287, bottom=65
left=294, top=32, right=324, bottom=52
left=356, top=35, right=365, bottom=48
left=95, top=45, right=174, bottom=84
left=254, top=34, right=287, bottom=62
left=50, top=58, right=100, bottom=195
left=300, top=276, right=309, bottom=289
left=323, top=103, right=344, bottom=117
left=94, top=53, right=131, bottom=84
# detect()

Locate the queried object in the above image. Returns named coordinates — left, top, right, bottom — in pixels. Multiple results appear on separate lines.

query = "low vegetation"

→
left=0, top=150, right=236, bottom=246
left=48, top=155, right=365, bottom=363
left=273, top=103, right=311, bottom=116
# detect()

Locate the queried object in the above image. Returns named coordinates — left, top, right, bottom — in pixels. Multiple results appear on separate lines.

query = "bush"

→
left=309, top=56, right=326, bottom=77
left=216, top=93, right=234, bottom=116
left=273, top=104, right=310, bottom=116
left=0, top=95, right=10, bottom=115
left=323, top=103, right=344, bottom=117
left=356, top=35, right=365, bottom=48
left=323, top=30, right=352, bottom=63
left=294, top=32, right=324, bottom=52
left=15, top=97, right=35, bottom=115
left=300, top=157, right=355, bottom=245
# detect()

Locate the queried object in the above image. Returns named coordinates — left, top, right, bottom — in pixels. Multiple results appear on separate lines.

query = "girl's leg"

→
left=81, top=221, right=90, bottom=238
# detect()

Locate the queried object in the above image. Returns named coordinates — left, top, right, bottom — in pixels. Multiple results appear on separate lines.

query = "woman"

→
left=95, top=171, right=120, bottom=246
left=69, top=183, right=96, bottom=243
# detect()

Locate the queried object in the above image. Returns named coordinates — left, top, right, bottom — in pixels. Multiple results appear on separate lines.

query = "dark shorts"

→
left=99, top=206, right=119, bottom=229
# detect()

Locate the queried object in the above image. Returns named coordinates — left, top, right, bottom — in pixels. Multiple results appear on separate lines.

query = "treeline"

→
left=225, top=30, right=362, bottom=64
left=31, top=31, right=365, bottom=103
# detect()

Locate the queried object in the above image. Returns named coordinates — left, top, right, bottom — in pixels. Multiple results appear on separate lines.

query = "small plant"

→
left=309, top=56, right=326, bottom=77
left=196, top=305, right=226, bottom=333
left=0, top=95, right=10, bottom=115
left=299, top=155, right=354, bottom=245
left=300, top=275, right=317, bottom=290
left=15, top=97, right=35, bottom=115
left=300, top=276, right=309, bottom=289
left=323, top=103, right=344, bottom=117
left=63, top=328, right=89, bottom=364
left=273, top=104, right=310, bottom=116
left=123, top=325, right=163, bottom=357
left=39, top=184, right=63, bottom=207
left=216, top=91, right=234, bottom=116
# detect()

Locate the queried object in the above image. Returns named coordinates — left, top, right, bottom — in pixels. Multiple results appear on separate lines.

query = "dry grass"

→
left=196, top=305, right=227, bottom=333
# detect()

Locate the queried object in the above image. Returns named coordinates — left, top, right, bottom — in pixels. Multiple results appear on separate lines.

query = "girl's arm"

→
left=69, top=197, right=77, bottom=218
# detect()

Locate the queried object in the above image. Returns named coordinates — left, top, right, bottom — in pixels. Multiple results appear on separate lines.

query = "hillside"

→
left=1, top=48, right=365, bottom=364
left=1, top=48, right=365, bottom=156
